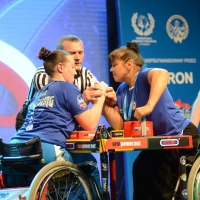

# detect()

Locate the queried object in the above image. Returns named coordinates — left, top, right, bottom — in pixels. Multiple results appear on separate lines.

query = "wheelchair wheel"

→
left=27, top=160, right=93, bottom=200
left=187, top=156, right=200, bottom=200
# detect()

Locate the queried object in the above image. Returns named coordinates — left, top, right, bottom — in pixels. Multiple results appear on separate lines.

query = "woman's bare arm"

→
left=191, top=91, right=200, bottom=128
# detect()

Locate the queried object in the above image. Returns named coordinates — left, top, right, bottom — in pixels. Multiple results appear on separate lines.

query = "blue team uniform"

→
left=116, top=67, right=190, bottom=136
left=11, top=81, right=102, bottom=199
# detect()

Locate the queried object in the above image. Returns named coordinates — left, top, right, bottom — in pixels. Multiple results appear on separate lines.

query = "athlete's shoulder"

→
left=139, top=67, right=152, bottom=74
left=59, top=81, right=80, bottom=91
left=116, top=82, right=128, bottom=94
left=137, top=67, right=152, bottom=80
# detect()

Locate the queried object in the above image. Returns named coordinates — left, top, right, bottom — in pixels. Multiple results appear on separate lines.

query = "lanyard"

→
left=123, top=72, right=138, bottom=121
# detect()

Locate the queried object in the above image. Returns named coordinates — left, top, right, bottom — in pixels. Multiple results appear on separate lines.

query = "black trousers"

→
left=132, top=122, right=200, bottom=200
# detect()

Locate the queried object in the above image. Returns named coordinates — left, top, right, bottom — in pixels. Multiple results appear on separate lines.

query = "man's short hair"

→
left=56, top=35, right=82, bottom=50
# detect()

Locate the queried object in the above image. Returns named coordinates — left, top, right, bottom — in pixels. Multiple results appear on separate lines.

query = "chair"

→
left=0, top=136, right=44, bottom=188
left=0, top=137, right=95, bottom=199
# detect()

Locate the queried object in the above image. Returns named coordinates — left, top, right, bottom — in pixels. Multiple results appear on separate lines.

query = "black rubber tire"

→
left=187, top=156, right=200, bottom=200
left=27, top=160, right=93, bottom=200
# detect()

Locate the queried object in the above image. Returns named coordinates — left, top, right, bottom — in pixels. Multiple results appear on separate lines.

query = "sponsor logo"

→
left=113, top=132, right=122, bottom=136
left=77, top=144, right=96, bottom=149
left=174, top=99, right=192, bottom=119
left=112, top=131, right=123, bottom=137
left=112, top=141, right=141, bottom=147
left=66, top=143, right=74, bottom=149
left=160, top=139, right=179, bottom=146
left=106, top=138, right=148, bottom=149
left=84, top=134, right=95, bottom=137
left=166, top=15, right=189, bottom=43
left=169, top=72, right=193, bottom=84
left=131, top=13, right=157, bottom=46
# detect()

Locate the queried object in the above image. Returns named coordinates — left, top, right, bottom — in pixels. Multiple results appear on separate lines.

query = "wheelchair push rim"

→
left=26, top=160, right=93, bottom=200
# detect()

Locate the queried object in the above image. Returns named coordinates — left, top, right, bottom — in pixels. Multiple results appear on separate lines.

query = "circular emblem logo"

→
left=131, top=13, right=155, bottom=36
left=166, top=15, right=189, bottom=43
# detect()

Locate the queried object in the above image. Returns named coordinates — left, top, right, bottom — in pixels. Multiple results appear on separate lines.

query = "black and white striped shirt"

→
left=33, top=66, right=98, bottom=93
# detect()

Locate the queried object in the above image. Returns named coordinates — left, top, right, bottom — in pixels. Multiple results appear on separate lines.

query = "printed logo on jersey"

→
left=131, top=13, right=157, bottom=46
left=166, top=15, right=189, bottom=43
left=174, top=99, right=192, bottom=119
left=132, top=101, right=136, bottom=110
left=77, top=95, right=87, bottom=108
left=36, top=96, right=54, bottom=108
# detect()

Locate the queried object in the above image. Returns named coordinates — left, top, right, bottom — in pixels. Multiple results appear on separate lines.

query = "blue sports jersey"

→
left=116, top=67, right=190, bottom=136
left=12, top=81, right=88, bottom=147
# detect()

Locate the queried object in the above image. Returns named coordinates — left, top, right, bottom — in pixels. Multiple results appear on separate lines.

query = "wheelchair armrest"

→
left=1, top=154, right=41, bottom=162
left=24, top=136, right=40, bottom=146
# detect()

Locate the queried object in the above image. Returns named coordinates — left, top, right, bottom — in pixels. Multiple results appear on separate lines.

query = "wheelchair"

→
left=170, top=150, right=200, bottom=200
left=187, top=151, right=200, bottom=200
left=0, top=137, right=96, bottom=200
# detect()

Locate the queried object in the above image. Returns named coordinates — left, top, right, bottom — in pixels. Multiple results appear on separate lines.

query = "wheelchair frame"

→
left=0, top=137, right=96, bottom=200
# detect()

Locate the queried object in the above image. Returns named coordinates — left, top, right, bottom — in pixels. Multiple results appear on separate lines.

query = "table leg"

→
left=109, top=152, right=117, bottom=200
left=101, top=152, right=110, bottom=200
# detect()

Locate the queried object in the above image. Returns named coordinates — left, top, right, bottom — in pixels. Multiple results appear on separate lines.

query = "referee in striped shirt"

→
left=34, top=35, right=98, bottom=97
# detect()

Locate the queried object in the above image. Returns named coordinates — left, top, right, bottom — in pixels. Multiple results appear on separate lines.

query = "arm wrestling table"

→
left=66, top=126, right=193, bottom=200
